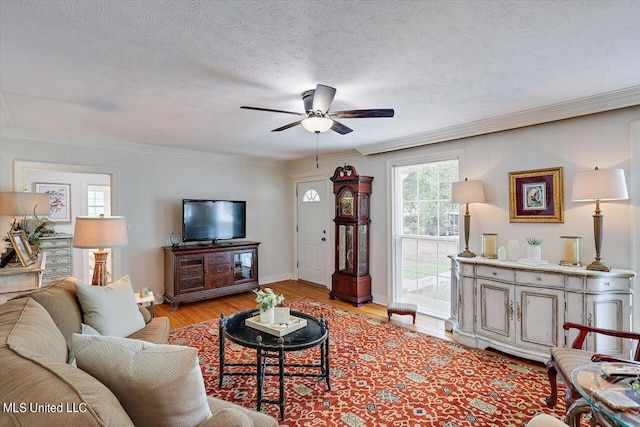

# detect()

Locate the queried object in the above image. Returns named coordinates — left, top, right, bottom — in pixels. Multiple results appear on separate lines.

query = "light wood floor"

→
left=154, top=279, right=452, bottom=340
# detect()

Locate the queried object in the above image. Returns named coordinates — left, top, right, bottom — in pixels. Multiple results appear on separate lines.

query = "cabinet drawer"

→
left=515, top=271, right=564, bottom=288
left=43, top=247, right=71, bottom=257
left=459, top=263, right=475, bottom=277
left=210, top=264, right=230, bottom=275
left=586, top=277, right=630, bottom=292
left=208, top=252, right=231, bottom=265
left=46, top=255, right=71, bottom=266
left=566, top=276, right=584, bottom=291
left=40, top=239, right=71, bottom=249
left=476, top=265, right=514, bottom=282
left=209, top=272, right=231, bottom=287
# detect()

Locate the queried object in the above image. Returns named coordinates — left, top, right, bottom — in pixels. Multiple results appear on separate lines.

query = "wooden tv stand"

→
left=163, top=241, right=260, bottom=310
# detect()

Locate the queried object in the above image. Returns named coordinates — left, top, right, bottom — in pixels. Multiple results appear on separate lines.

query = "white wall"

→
left=288, top=106, right=640, bottom=322
left=0, top=138, right=294, bottom=297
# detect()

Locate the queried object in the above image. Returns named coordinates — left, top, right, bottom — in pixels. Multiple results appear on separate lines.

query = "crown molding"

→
left=356, top=86, right=640, bottom=156
left=0, top=126, right=284, bottom=167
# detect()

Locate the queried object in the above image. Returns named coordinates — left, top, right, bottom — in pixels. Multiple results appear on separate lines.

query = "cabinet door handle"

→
left=492, top=272, right=497, bottom=276
left=216, top=267, right=224, bottom=273
left=587, top=313, right=593, bottom=327
left=458, top=291, right=463, bottom=313
left=516, top=302, right=521, bottom=322
left=536, top=277, right=542, bottom=281
left=216, top=279, right=224, bottom=285
left=509, top=301, right=514, bottom=320
left=604, top=281, right=610, bottom=287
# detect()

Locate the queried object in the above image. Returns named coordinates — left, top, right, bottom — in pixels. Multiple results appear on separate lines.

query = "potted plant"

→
left=526, top=237, right=543, bottom=262
left=254, top=287, right=284, bottom=324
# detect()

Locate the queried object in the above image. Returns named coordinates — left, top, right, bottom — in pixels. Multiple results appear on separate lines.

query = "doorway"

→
left=296, top=180, right=329, bottom=287
left=14, top=161, right=118, bottom=283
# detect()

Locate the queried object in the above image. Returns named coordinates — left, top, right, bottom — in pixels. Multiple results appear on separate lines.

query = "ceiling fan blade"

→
left=241, top=106, right=304, bottom=116
left=272, top=120, right=303, bottom=132
left=331, top=120, right=353, bottom=135
left=329, top=109, right=395, bottom=119
left=312, top=84, right=336, bottom=114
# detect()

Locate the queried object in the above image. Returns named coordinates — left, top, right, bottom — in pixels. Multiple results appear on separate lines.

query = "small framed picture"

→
left=509, top=167, right=564, bottom=223
left=35, top=183, right=71, bottom=223
left=7, top=230, right=35, bottom=267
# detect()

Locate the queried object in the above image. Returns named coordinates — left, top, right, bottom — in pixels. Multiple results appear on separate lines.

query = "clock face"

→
left=340, top=191, right=354, bottom=217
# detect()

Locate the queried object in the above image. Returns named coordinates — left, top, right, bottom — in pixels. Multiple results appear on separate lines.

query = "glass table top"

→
left=571, top=362, right=640, bottom=427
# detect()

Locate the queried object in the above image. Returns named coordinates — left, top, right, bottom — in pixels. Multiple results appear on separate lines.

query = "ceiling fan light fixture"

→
left=301, top=116, right=333, bottom=133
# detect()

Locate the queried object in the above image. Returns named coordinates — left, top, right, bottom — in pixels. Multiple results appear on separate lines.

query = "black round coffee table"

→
left=218, top=309, right=330, bottom=420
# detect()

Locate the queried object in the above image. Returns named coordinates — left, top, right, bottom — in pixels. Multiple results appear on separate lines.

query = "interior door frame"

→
left=292, top=175, right=333, bottom=288
left=13, top=160, right=121, bottom=280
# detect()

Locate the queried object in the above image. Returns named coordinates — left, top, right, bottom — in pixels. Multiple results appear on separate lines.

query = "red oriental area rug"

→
left=169, top=298, right=572, bottom=426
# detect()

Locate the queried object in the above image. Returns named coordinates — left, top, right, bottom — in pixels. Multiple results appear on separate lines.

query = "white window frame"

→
left=387, top=149, right=466, bottom=313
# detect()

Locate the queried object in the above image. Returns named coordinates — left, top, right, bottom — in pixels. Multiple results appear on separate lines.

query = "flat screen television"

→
left=182, top=199, right=246, bottom=243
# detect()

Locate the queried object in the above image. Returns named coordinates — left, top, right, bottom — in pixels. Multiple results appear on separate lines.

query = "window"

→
left=393, top=157, right=459, bottom=318
left=87, top=185, right=110, bottom=216
left=302, top=189, right=320, bottom=202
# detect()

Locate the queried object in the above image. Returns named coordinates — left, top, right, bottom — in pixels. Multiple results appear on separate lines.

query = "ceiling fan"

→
left=240, top=84, right=394, bottom=135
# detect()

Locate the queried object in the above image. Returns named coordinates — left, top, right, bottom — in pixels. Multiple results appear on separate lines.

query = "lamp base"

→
left=457, top=249, right=476, bottom=258
left=585, top=259, right=611, bottom=272
left=91, top=250, right=109, bottom=286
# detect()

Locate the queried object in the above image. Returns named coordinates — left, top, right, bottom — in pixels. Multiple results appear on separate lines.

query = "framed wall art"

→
left=35, top=182, right=71, bottom=223
left=7, top=230, right=35, bottom=267
left=508, top=167, right=564, bottom=223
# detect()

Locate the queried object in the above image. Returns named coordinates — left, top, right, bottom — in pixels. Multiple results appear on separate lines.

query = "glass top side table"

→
left=570, top=362, right=640, bottom=427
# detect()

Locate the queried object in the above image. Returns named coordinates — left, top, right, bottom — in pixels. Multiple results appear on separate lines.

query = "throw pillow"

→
left=72, top=334, right=212, bottom=427
left=74, top=275, right=145, bottom=337
left=68, top=323, right=101, bottom=366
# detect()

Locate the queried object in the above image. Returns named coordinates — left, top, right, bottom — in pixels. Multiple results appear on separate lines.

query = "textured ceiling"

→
left=1, top=0, right=639, bottom=161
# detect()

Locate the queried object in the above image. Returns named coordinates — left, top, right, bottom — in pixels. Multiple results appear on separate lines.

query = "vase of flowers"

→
left=526, top=237, right=543, bottom=262
left=254, top=287, right=284, bottom=324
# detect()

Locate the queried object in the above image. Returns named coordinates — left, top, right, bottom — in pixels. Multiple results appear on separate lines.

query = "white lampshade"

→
left=451, top=180, right=486, bottom=204
left=301, top=116, right=333, bottom=133
left=0, top=192, right=51, bottom=216
left=73, top=216, right=128, bottom=249
left=571, top=168, right=628, bottom=202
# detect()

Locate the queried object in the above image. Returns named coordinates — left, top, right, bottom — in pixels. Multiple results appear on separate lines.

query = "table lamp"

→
left=0, top=191, right=51, bottom=220
left=571, top=167, right=628, bottom=272
left=451, top=178, right=486, bottom=257
left=73, top=214, right=128, bottom=286
left=0, top=192, right=51, bottom=268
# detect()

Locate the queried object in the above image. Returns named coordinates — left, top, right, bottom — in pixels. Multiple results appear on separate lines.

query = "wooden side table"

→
left=135, top=291, right=155, bottom=318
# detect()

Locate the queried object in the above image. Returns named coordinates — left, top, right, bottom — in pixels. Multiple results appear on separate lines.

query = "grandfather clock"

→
left=330, top=165, right=373, bottom=306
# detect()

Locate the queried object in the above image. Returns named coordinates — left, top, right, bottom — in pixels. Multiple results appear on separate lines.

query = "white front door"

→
left=297, top=180, right=328, bottom=287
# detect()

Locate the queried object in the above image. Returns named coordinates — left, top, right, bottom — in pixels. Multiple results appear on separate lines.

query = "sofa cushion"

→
left=21, top=276, right=83, bottom=350
left=75, top=275, right=145, bottom=337
left=0, top=297, right=134, bottom=426
left=2, top=298, right=67, bottom=362
left=199, top=408, right=253, bottom=427
left=206, top=396, right=279, bottom=427
left=127, top=316, right=170, bottom=344
left=73, top=334, right=212, bottom=427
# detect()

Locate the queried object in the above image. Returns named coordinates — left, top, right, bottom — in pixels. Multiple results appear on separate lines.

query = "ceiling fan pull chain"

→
left=315, top=131, right=319, bottom=169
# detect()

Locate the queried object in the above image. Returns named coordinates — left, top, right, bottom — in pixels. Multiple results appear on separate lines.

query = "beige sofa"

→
left=0, top=278, right=277, bottom=427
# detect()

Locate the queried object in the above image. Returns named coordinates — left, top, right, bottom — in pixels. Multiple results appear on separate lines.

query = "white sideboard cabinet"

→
left=448, top=256, right=635, bottom=363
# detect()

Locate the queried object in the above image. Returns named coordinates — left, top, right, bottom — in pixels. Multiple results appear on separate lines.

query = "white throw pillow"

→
left=74, top=275, right=145, bottom=337
left=68, top=323, right=101, bottom=366
left=72, top=334, right=212, bottom=427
